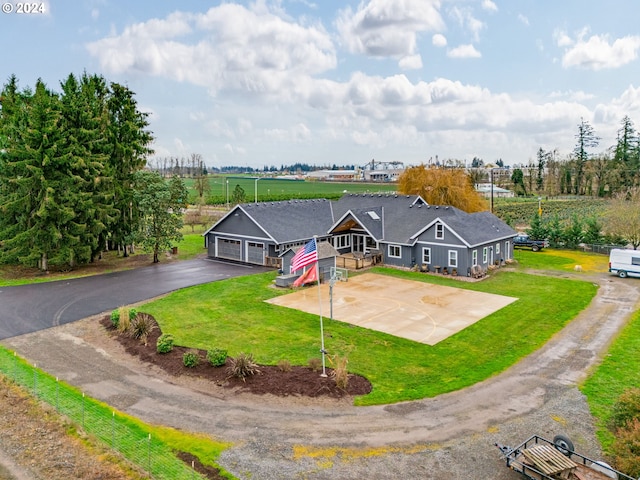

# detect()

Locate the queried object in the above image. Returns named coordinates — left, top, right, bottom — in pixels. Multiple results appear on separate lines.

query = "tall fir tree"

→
left=59, top=72, right=118, bottom=264
left=106, top=82, right=154, bottom=256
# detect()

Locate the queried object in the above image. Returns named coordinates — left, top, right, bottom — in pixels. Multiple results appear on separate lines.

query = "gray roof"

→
left=240, top=199, right=334, bottom=244
left=205, top=194, right=516, bottom=246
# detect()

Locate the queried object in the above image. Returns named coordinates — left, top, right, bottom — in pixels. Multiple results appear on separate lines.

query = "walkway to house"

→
left=266, top=272, right=517, bottom=345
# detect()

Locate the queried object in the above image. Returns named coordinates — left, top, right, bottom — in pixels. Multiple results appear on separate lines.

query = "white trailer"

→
left=609, top=248, right=640, bottom=278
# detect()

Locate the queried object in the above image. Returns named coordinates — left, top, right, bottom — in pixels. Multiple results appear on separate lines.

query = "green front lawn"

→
left=140, top=267, right=597, bottom=406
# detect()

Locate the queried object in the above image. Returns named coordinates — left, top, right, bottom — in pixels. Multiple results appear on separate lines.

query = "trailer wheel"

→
left=619, top=270, right=628, bottom=278
left=553, top=435, right=574, bottom=456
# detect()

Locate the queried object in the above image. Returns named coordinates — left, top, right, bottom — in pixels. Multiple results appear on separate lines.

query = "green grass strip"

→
left=0, top=346, right=234, bottom=479
left=580, top=309, right=640, bottom=453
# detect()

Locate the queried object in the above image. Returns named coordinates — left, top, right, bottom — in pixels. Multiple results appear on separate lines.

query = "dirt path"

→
left=2, top=274, right=638, bottom=479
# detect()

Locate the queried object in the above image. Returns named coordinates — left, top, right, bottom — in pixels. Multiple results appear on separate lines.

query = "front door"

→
left=352, top=234, right=366, bottom=253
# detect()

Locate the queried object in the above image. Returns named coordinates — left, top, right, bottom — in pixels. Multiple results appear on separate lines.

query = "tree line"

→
left=0, top=73, right=186, bottom=271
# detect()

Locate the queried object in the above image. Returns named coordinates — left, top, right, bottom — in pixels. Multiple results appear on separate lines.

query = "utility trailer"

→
left=496, top=435, right=637, bottom=480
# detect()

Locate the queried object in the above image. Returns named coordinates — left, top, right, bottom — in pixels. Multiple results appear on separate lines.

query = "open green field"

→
left=140, top=265, right=597, bottom=406
left=185, top=175, right=397, bottom=204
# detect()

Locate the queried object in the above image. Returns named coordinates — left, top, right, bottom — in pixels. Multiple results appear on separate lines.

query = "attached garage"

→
left=216, top=238, right=241, bottom=261
left=246, top=241, right=264, bottom=265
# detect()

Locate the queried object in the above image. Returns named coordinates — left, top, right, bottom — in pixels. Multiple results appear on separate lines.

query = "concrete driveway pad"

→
left=266, top=273, right=518, bottom=345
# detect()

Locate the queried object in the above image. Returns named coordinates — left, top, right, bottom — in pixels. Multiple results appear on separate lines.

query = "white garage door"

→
left=246, top=242, right=264, bottom=265
left=217, top=238, right=241, bottom=261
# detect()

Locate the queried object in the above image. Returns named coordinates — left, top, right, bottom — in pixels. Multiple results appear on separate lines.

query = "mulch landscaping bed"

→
left=99, top=315, right=372, bottom=479
left=99, top=316, right=371, bottom=399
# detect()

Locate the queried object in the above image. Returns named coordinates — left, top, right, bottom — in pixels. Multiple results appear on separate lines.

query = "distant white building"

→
left=475, top=183, right=514, bottom=198
left=306, top=170, right=359, bottom=181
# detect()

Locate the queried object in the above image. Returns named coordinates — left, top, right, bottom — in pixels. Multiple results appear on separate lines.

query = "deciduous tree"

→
left=397, top=165, right=488, bottom=212
left=604, top=189, right=640, bottom=249
left=133, top=172, right=188, bottom=263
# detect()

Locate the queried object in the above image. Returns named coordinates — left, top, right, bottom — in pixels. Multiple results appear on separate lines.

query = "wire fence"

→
left=0, top=347, right=208, bottom=480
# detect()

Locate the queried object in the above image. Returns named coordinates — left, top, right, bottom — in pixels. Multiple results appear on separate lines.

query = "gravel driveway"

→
left=2, top=273, right=638, bottom=479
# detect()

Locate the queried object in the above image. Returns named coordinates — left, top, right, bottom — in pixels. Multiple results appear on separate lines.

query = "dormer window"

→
left=435, top=223, right=444, bottom=239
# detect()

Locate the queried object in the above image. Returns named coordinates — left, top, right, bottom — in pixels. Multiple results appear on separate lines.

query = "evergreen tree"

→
left=582, top=217, right=602, bottom=245
left=0, top=79, right=73, bottom=271
left=573, top=118, right=600, bottom=195
left=563, top=215, right=584, bottom=249
left=510, top=168, right=526, bottom=196
left=546, top=215, right=564, bottom=248
left=106, top=82, right=154, bottom=256
left=232, top=184, right=246, bottom=204
left=59, top=73, right=117, bottom=264
left=526, top=213, right=548, bottom=241
left=613, top=116, right=639, bottom=189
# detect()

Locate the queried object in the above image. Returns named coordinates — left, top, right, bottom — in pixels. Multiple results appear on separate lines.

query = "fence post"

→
left=148, top=434, right=151, bottom=474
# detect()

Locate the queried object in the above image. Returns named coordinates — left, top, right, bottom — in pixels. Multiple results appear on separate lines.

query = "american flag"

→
left=291, top=238, right=318, bottom=272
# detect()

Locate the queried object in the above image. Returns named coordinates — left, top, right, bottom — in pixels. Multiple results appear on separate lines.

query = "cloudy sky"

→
left=3, top=0, right=640, bottom=169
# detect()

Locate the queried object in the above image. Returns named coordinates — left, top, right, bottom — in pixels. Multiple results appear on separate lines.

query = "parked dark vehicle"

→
left=513, top=234, right=549, bottom=252
left=495, top=434, right=635, bottom=480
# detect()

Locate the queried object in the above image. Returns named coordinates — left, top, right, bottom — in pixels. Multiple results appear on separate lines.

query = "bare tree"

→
left=604, top=188, right=640, bottom=248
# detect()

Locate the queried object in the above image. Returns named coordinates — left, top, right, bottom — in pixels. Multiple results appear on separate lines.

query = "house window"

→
left=483, top=247, right=488, bottom=263
left=422, top=247, right=431, bottom=264
left=331, top=234, right=350, bottom=249
left=472, top=250, right=478, bottom=266
left=388, top=245, right=401, bottom=258
left=435, top=223, right=444, bottom=239
left=448, top=250, right=458, bottom=267
left=496, top=243, right=501, bottom=256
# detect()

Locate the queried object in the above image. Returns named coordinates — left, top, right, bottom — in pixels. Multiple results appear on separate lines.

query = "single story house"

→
left=203, top=194, right=517, bottom=276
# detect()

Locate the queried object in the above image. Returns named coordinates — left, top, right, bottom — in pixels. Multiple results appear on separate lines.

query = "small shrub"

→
left=277, top=359, right=292, bottom=372
left=227, top=353, right=260, bottom=381
left=206, top=348, right=227, bottom=367
left=156, top=334, right=174, bottom=354
left=307, top=357, right=322, bottom=372
left=110, top=309, right=120, bottom=328
left=610, top=388, right=640, bottom=430
left=130, top=313, right=156, bottom=345
left=117, top=306, right=131, bottom=334
left=330, top=355, right=349, bottom=390
left=183, top=350, right=200, bottom=368
left=612, top=418, right=640, bottom=477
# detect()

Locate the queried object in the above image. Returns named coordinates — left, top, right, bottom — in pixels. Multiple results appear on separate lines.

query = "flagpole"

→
left=315, top=237, right=327, bottom=377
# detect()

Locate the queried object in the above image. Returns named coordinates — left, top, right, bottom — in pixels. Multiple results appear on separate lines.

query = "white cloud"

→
left=517, top=14, right=529, bottom=26
left=594, top=85, right=640, bottom=124
left=432, top=33, right=447, bottom=47
left=558, top=30, right=640, bottom=70
left=553, top=29, right=573, bottom=47
left=336, top=0, right=444, bottom=58
left=549, top=90, right=595, bottom=102
left=447, top=44, right=481, bottom=59
left=449, top=6, right=484, bottom=42
left=264, top=123, right=311, bottom=142
left=399, top=54, right=423, bottom=70
left=87, top=4, right=336, bottom=95
left=481, top=0, right=497, bottom=12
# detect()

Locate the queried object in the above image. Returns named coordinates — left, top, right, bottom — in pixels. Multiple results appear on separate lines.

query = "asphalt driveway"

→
left=0, top=258, right=269, bottom=340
